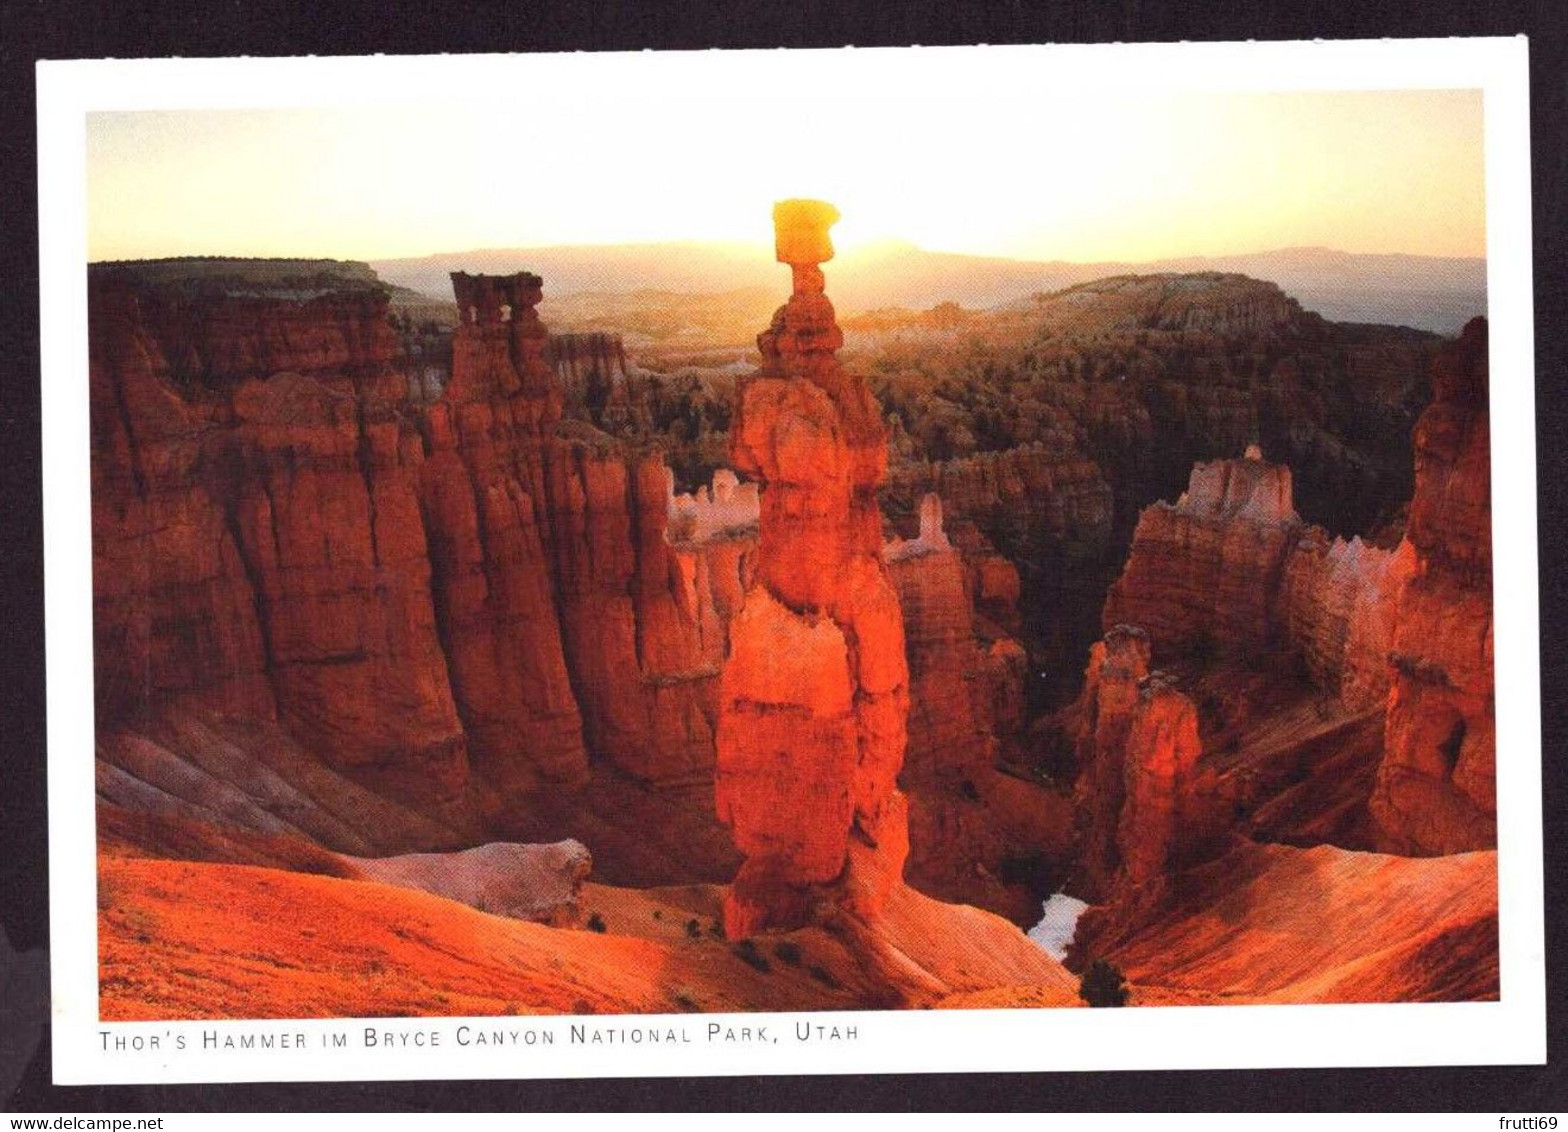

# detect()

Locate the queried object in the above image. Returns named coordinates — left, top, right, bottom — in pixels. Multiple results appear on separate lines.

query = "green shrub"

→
left=1078, top=958, right=1130, bottom=1007
left=806, top=964, right=842, bottom=990
left=731, top=939, right=772, bottom=973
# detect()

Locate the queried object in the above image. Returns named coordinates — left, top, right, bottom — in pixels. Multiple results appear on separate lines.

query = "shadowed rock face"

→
left=885, top=494, right=990, bottom=779
left=1072, top=319, right=1494, bottom=897
left=90, top=277, right=468, bottom=794
left=1101, top=446, right=1409, bottom=708
left=715, top=201, right=912, bottom=938
left=88, top=268, right=744, bottom=802
left=1102, top=450, right=1303, bottom=658
left=1371, top=318, right=1495, bottom=854
left=1068, top=628, right=1206, bottom=897
left=1116, top=674, right=1203, bottom=886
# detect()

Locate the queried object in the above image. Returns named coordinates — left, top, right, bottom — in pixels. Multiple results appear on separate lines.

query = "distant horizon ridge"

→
left=91, top=240, right=1487, bottom=337
left=91, top=240, right=1487, bottom=271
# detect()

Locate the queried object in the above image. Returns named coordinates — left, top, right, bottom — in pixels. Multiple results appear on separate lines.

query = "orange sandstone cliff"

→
left=1370, top=318, right=1495, bottom=854
left=1090, top=322, right=1494, bottom=864
left=1102, top=447, right=1303, bottom=660
left=90, top=267, right=742, bottom=814
left=1064, top=320, right=1495, bottom=990
left=714, top=200, right=913, bottom=937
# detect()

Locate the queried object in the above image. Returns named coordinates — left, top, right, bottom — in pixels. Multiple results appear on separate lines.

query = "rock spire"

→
left=714, top=200, right=912, bottom=937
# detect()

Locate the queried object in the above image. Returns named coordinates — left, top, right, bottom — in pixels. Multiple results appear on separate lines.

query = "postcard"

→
left=36, top=37, right=1543, bottom=1085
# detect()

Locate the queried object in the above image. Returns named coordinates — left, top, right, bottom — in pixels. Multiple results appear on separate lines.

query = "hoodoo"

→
left=1371, top=318, right=1495, bottom=853
left=715, top=200, right=913, bottom=937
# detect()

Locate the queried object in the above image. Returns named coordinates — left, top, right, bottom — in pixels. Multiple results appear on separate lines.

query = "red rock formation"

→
left=414, top=273, right=734, bottom=786
left=1116, top=674, right=1203, bottom=886
left=1067, top=626, right=1148, bottom=894
left=416, top=273, right=588, bottom=789
left=90, top=266, right=748, bottom=803
left=1277, top=529, right=1409, bottom=710
left=1102, top=447, right=1302, bottom=658
left=1066, top=626, right=1214, bottom=897
left=91, top=276, right=468, bottom=797
left=1078, top=321, right=1494, bottom=873
left=715, top=201, right=912, bottom=937
left=225, top=368, right=465, bottom=794
left=1099, top=441, right=1432, bottom=724
left=885, top=494, right=991, bottom=779
left=1072, top=840, right=1498, bottom=1003
left=89, top=280, right=276, bottom=723
left=1371, top=318, right=1495, bottom=854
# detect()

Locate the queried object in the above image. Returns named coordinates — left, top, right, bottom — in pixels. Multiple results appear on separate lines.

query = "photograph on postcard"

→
left=39, top=40, right=1543, bottom=1080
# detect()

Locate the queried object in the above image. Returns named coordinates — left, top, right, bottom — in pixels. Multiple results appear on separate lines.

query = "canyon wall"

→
left=885, top=494, right=999, bottom=780
left=1067, top=627, right=1207, bottom=898
left=549, top=331, right=646, bottom=431
left=884, top=442, right=1114, bottom=571
left=549, top=331, right=629, bottom=393
left=1278, top=529, right=1410, bottom=710
left=883, top=442, right=1114, bottom=705
left=1102, top=447, right=1302, bottom=658
left=1076, top=319, right=1494, bottom=891
left=90, top=269, right=746, bottom=802
left=1102, top=445, right=1407, bottom=706
left=91, top=279, right=469, bottom=797
left=1370, top=318, right=1495, bottom=854
left=92, top=260, right=1026, bottom=828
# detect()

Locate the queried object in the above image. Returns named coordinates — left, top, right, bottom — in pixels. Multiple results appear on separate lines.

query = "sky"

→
left=86, top=87, right=1485, bottom=264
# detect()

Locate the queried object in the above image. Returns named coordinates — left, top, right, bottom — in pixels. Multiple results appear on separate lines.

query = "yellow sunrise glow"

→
left=87, top=88, right=1484, bottom=265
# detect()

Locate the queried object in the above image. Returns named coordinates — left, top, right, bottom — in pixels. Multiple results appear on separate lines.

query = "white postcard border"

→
left=38, top=37, right=1543, bottom=1084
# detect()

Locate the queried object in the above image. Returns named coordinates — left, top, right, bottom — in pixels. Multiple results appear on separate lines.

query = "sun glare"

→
left=86, top=87, right=1483, bottom=265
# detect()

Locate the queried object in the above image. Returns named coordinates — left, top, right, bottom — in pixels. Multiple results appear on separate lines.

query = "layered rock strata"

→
left=1102, top=445, right=1408, bottom=708
left=90, top=268, right=749, bottom=803
left=1115, top=674, right=1204, bottom=886
left=1370, top=318, right=1495, bottom=853
left=1278, top=530, right=1410, bottom=710
left=1082, top=320, right=1495, bottom=872
left=714, top=201, right=912, bottom=937
left=1068, top=627, right=1204, bottom=896
left=885, top=494, right=993, bottom=779
left=417, top=271, right=584, bottom=789
left=91, top=278, right=468, bottom=795
left=1102, top=447, right=1302, bottom=658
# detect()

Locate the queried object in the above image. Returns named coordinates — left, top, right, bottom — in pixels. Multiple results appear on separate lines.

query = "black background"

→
left=3, top=0, right=1564, bottom=1113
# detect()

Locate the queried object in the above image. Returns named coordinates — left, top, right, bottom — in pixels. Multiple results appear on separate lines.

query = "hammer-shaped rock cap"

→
left=773, top=199, right=841, bottom=267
